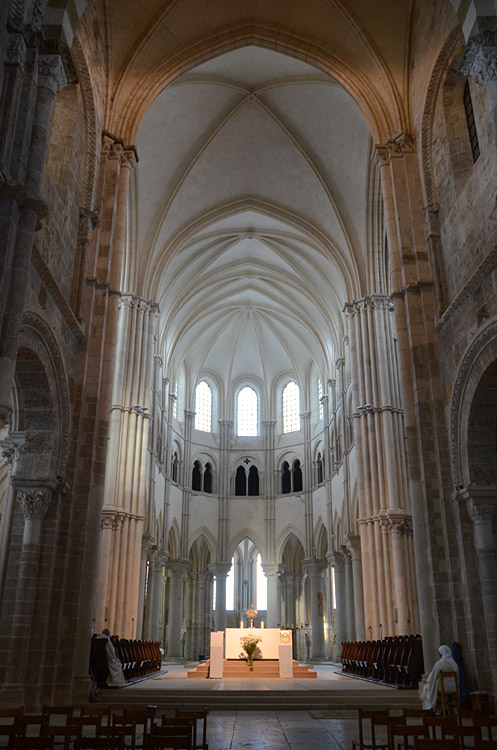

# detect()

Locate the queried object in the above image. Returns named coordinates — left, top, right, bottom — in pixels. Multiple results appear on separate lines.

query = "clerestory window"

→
left=195, top=380, right=212, bottom=432
left=237, top=386, right=258, bottom=436
left=283, top=381, right=300, bottom=433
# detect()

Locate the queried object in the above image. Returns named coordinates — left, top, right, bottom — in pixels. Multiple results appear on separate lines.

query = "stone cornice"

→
left=437, top=246, right=497, bottom=330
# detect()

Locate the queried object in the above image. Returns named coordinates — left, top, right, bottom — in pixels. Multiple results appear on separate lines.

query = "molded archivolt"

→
left=108, top=21, right=403, bottom=145
left=228, top=528, right=265, bottom=560
left=188, top=529, right=217, bottom=569
left=276, top=525, right=305, bottom=562
left=450, top=318, right=497, bottom=487
left=167, top=519, right=181, bottom=559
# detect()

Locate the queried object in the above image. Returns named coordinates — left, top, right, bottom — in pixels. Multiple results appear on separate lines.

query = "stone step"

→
left=103, top=689, right=421, bottom=712
left=186, top=659, right=317, bottom=679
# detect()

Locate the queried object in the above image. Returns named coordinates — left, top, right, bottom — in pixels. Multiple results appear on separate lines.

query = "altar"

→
left=225, top=627, right=282, bottom=660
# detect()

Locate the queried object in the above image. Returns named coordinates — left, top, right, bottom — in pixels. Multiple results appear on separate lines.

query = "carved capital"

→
left=38, top=54, right=67, bottom=95
left=344, top=534, right=361, bottom=560
left=0, top=432, right=26, bottom=471
left=6, top=33, right=26, bottom=66
left=460, top=31, right=497, bottom=86
left=467, top=496, right=496, bottom=525
left=16, top=487, right=51, bottom=520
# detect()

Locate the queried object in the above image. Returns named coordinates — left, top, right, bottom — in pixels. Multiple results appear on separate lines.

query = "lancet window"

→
left=237, top=386, right=258, bottom=436
left=281, top=459, right=303, bottom=493
left=195, top=380, right=212, bottom=432
left=283, top=381, right=300, bottom=433
left=235, top=464, right=259, bottom=495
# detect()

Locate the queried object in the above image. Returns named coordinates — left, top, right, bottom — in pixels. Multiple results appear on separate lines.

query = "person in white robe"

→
left=419, top=644, right=459, bottom=710
left=97, top=628, right=125, bottom=688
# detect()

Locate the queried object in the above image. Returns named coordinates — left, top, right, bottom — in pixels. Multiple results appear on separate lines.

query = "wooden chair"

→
left=76, top=738, right=124, bottom=750
left=422, top=716, right=458, bottom=740
left=0, top=708, right=24, bottom=723
left=143, top=736, right=192, bottom=750
left=80, top=706, right=112, bottom=726
left=175, top=710, right=209, bottom=750
left=42, top=706, right=74, bottom=724
left=439, top=671, right=460, bottom=717
left=122, top=709, right=149, bottom=736
left=402, top=710, right=434, bottom=721
left=475, top=715, right=497, bottom=741
left=389, top=722, right=427, bottom=750
left=43, top=723, right=81, bottom=750
left=152, top=720, right=194, bottom=746
left=111, top=716, right=137, bottom=750
left=353, top=709, right=390, bottom=750
left=20, top=715, right=49, bottom=737
left=9, top=739, right=55, bottom=750
left=475, top=741, right=497, bottom=749
left=413, top=741, right=458, bottom=750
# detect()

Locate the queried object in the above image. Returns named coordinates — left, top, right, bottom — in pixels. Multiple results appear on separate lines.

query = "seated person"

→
left=419, top=644, right=458, bottom=710
left=97, top=628, right=125, bottom=687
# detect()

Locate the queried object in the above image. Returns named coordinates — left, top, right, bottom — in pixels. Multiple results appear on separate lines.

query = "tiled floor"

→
left=199, top=710, right=359, bottom=749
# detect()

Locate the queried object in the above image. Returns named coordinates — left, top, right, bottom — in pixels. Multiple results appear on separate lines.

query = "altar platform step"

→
left=102, top=687, right=421, bottom=712
left=186, top=659, right=316, bottom=679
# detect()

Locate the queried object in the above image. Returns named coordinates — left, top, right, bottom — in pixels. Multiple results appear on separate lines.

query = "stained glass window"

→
left=237, top=386, right=258, bottom=436
left=283, top=381, right=300, bottom=433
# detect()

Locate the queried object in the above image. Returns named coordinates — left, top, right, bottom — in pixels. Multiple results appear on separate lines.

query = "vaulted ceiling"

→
left=132, top=46, right=372, bottom=399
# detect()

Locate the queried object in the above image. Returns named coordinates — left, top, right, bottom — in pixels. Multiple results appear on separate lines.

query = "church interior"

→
left=0, top=0, right=497, bottom=718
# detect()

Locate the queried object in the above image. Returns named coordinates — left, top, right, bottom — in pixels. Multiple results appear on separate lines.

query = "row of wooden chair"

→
left=341, top=635, right=424, bottom=687
left=353, top=707, right=497, bottom=750
left=90, top=636, right=161, bottom=686
left=0, top=705, right=208, bottom=750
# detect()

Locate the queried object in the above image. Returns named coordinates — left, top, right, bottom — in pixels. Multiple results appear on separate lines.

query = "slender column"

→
left=0, top=432, right=25, bottom=605
left=262, top=419, right=276, bottom=561
left=327, top=551, right=347, bottom=655
left=301, top=412, right=313, bottom=558
left=136, top=539, right=149, bottom=637
left=388, top=511, right=410, bottom=634
left=341, top=545, right=355, bottom=640
left=294, top=573, right=305, bottom=628
left=345, top=536, right=366, bottom=640
left=218, top=421, right=232, bottom=562
left=5, top=485, right=52, bottom=688
left=164, top=559, right=190, bottom=659
left=463, top=488, right=497, bottom=692
left=209, top=561, right=231, bottom=632
left=303, top=559, right=327, bottom=659
left=263, top=562, right=283, bottom=627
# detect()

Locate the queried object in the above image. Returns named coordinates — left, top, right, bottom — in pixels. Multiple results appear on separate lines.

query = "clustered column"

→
left=344, top=295, right=416, bottom=638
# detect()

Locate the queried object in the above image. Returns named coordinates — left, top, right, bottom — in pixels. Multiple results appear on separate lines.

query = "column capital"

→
left=208, top=561, right=231, bottom=578
left=165, top=558, right=190, bottom=576
left=261, top=562, right=284, bottom=579
left=382, top=508, right=413, bottom=534
left=6, top=33, right=26, bottom=67
left=185, top=409, right=195, bottom=421
left=38, top=54, right=68, bottom=95
left=344, top=535, right=361, bottom=560
left=16, top=487, right=51, bottom=520
left=460, top=30, right=497, bottom=86
left=326, top=550, right=344, bottom=567
left=0, top=431, right=26, bottom=471
left=303, top=558, right=328, bottom=576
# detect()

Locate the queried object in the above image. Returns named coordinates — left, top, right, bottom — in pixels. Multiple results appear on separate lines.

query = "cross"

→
left=246, top=603, right=258, bottom=628
left=243, top=457, right=251, bottom=465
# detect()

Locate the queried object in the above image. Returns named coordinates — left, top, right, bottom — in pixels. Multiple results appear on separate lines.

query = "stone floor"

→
left=202, top=710, right=360, bottom=749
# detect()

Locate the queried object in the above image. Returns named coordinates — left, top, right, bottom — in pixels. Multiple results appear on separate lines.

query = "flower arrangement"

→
left=240, top=633, right=262, bottom=666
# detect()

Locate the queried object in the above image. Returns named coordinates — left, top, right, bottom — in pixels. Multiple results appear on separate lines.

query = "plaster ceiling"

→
left=133, top=45, right=373, bottom=404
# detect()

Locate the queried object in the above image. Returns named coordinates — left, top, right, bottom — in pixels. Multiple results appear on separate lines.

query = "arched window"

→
left=172, top=380, right=178, bottom=419
left=318, top=378, right=323, bottom=421
left=317, top=453, right=323, bottom=484
left=237, top=386, right=258, bottom=436
left=292, top=459, right=303, bottom=492
left=195, top=380, right=212, bottom=432
left=171, top=451, right=178, bottom=483
left=283, top=381, right=300, bottom=433
left=192, top=460, right=202, bottom=491
left=281, top=461, right=291, bottom=494
left=248, top=465, right=259, bottom=496
left=235, top=465, right=246, bottom=496
left=203, top=462, right=212, bottom=493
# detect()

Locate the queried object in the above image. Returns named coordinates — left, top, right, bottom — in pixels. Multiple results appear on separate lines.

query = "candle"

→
left=261, top=621, right=264, bottom=629
left=240, top=620, right=244, bottom=629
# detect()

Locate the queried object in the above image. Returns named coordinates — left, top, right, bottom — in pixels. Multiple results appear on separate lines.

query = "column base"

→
left=162, top=656, right=187, bottom=663
left=305, top=657, right=331, bottom=664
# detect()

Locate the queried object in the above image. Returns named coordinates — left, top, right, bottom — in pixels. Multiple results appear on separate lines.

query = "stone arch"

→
left=275, top=524, right=305, bottom=562
left=314, top=517, right=327, bottom=558
left=188, top=532, right=214, bottom=572
left=167, top=519, right=181, bottom=559
left=450, top=318, right=497, bottom=487
left=188, top=526, right=217, bottom=565
left=15, top=312, right=71, bottom=478
left=228, top=528, right=265, bottom=561
left=111, top=24, right=401, bottom=146
left=280, top=533, right=305, bottom=573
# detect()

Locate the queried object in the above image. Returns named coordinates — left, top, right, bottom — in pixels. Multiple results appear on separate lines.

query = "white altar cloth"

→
left=225, top=628, right=281, bottom=660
